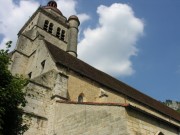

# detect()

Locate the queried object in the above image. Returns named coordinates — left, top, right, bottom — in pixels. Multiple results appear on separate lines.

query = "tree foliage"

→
left=177, top=109, right=180, bottom=113
left=0, top=41, right=28, bottom=135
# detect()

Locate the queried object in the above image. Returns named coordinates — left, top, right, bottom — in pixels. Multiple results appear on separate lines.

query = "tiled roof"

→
left=45, top=40, right=180, bottom=122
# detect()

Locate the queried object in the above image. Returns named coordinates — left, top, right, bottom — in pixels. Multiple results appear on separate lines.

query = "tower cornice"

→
left=18, top=7, right=68, bottom=36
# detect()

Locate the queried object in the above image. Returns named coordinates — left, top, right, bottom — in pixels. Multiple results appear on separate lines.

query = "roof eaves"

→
left=56, top=101, right=130, bottom=107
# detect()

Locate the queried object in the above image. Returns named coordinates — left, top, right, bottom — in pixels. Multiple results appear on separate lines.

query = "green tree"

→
left=177, top=109, right=180, bottom=113
left=0, top=41, right=28, bottom=135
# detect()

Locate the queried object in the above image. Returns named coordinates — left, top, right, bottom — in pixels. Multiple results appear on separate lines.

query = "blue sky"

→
left=0, top=0, right=179, bottom=101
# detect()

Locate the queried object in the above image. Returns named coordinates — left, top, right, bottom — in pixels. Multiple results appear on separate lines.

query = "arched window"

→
left=48, top=23, right=53, bottom=34
left=56, top=27, right=61, bottom=38
left=43, top=20, right=49, bottom=31
left=61, top=30, right=65, bottom=41
left=78, top=94, right=84, bottom=102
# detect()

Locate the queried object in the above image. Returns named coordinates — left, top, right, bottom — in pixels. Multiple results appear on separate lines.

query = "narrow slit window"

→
left=56, top=27, right=61, bottom=38
left=61, top=30, right=65, bottom=41
left=28, top=72, right=32, bottom=79
left=48, top=23, right=53, bottom=33
left=43, top=20, right=49, bottom=31
left=41, top=60, right=46, bottom=69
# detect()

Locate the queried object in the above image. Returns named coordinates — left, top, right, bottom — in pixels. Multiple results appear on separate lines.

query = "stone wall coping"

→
left=56, top=101, right=130, bottom=107
left=51, top=95, right=68, bottom=101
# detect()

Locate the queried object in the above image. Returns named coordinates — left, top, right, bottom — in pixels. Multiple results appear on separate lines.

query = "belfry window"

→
left=61, top=30, right=65, bottom=41
left=43, top=20, right=49, bottom=31
left=48, top=23, right=53, bottom=33
left=56, top=27, right=61, bottom=38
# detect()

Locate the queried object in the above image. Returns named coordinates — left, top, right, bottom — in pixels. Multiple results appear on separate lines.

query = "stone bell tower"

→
left=10, top=0, right=80, bottom=76
left=9, top=1, right=80, bottom=134
left=16, top=0, right=80, bottom=56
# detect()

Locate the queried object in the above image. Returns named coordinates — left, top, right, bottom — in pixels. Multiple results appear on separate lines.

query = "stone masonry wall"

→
left=67, top=71, right=180, bottom=127
left=10, top=51, right=28, bottom=75
left=54, top=103, right=129, bottom=135
left=68, top=72, right=125, bottom=103
left=23, top=81, right=52, bottom=135
left=23, top=70, right=68, bottom=135
left=126, top=109, right=179, bottom=135
left=23, top=115, right=47, bottom=135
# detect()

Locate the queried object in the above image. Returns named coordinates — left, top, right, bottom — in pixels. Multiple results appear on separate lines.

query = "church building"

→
left=9, top=1, right=180, bottom=135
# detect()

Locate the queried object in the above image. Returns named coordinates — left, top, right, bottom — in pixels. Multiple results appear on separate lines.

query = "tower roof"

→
left=68, top=15, right=80, bottom=26
left=47, top=0, right=57, bottom=7
left=42, top=0, right=62, bottom=15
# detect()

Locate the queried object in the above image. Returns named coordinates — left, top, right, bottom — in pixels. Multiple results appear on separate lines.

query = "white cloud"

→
left=0, top=0, right=89, bottom=50
left=77, top=14, right=90, bottom=24
left=57, top=0, right=76, bottom=17
left=0, top=1, right=143, bottom=77
left=0, top=0, right=39, bottom=50
left=57, top=0, right=90, bottom=23
left=78, top=3, right=144, bottom=77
